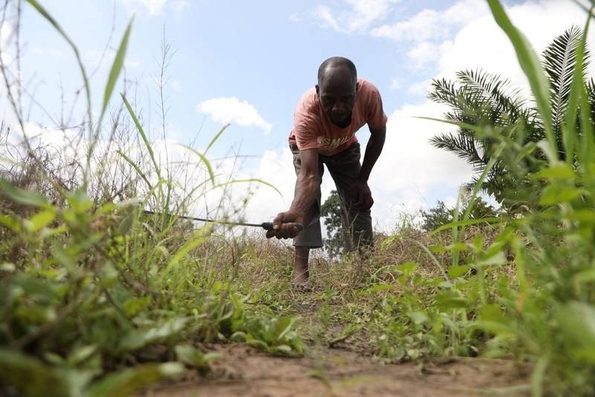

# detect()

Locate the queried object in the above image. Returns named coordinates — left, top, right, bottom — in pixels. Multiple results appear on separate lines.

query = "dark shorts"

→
left=290, top=142, right=373, bottom=250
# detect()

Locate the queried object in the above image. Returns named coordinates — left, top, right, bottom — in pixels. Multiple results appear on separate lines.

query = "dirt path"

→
left=141, top=344, right=530, bottom=397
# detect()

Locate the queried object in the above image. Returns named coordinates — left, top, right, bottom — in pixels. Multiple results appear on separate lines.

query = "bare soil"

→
left=140, top=344, right=530, bottom=397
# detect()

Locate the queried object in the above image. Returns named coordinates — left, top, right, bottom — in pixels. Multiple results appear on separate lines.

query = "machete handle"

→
left=261, top=222, right=304, bottom=232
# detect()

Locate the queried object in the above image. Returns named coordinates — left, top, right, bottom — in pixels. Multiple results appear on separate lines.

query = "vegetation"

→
left=1, top=0, right=595, bottom=396
left=428, top=24, right=595, bottom=212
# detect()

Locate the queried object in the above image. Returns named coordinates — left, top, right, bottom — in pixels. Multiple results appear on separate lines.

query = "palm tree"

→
left=429, top=26, right=595, bottom=208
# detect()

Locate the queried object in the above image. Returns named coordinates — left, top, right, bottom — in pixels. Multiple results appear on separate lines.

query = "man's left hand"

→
left=351, top=180, right=374, bottom=210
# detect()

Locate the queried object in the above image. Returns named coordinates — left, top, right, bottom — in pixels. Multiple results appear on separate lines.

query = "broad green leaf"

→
left=0, top=180, right=51, bottom=208
left=0, top=214, right=21, bottom=232
left=175, top=345, right=206, bottom=367
left=478, top=304, right=509, bottom=325
left=555, top=301, right=595, bottom=362
left=409, top=311, right=430, bottom=325
left=118, top=317, right=189, bottom=352
left=397, top=261, right=418, bottom=276
left=27, top=209, right=56, bottom=232
left=435, top=292, right=467, bottom=310
left=273, top=316, right=298, bottom=341
left=0, top=349, right=69, bottom=397
left=449, top=265, right=471, bottom=278
left=476, top=251, right=508, bottom=267
left=68, top=345, right=98, bottom=366
left=535, top=164, right=576, bottom=180
left=87, top=363, right=184, bottom=397
left=122, top=297, right=151, bottom=316
left=539, top=184, right=581, bottom=206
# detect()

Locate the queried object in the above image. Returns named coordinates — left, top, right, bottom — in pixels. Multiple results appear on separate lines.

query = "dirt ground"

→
left=140, top=344, right=530, bottom=397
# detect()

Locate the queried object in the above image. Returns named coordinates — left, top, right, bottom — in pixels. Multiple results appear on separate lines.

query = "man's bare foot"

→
left=290, top=281, right=312, bottom=292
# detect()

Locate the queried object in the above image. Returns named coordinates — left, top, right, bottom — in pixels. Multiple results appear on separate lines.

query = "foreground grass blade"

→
left=487, top=0, right=555, bottom=162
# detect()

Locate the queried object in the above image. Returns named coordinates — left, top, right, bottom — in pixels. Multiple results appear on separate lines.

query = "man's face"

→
left=316, top=69, right=358, bottom=128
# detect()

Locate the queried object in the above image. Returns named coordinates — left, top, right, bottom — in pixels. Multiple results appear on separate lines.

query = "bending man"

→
left=266, top=56, right=388, bottom=288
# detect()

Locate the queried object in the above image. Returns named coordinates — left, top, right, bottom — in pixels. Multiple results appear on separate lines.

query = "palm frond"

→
left=429, top=132, right=486, bottom=171
left=542, top=25, right=588, bottom=125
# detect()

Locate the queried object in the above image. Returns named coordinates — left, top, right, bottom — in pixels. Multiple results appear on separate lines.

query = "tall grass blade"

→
left=486, top=0, right=556, bottom=162
left=100, top=19, right=134, bottom=129
left=117, top=150, right=152, bottom=191
left=205, top=124, right=229, bottom=155
left=121, top=94, right=164, bottom=202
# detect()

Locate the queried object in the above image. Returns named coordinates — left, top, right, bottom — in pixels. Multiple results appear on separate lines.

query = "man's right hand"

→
left=266, top=210, right=303, bottom=239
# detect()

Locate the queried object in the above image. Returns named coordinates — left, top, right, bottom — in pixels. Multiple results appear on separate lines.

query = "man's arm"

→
left=352, top=125, right=386, bottom=210
left=267, top=148, right=320, bottom=239
left=359, top=125, right=386, bottom=182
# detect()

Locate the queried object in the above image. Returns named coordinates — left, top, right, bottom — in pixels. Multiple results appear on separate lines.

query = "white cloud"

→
left=407, top=79, right=432, bottom=97
left=371, top=0, right=489, bottom=42
left=197, top=97, right=272, bottom=133
left=120, top=0, right=191, bottom=16
left=289, top=13, right=301, bottom=23
left=368, top=102, right=473, bottom=231
left=120, top=0, right=167, bottom=16
left=173, top=0, right=190, bottom=12
left=314, top=0, right=401, bottom=33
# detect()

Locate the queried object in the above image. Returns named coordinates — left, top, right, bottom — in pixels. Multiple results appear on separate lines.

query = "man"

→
left=266, top=56, right=388, bottom=289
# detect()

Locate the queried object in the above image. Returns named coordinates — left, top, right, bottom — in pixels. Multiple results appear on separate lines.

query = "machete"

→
left=143, top=210, right=304, bottom=232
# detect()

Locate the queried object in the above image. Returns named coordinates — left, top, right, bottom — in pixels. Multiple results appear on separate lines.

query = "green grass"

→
left=2, top=0, right=595, bottom=396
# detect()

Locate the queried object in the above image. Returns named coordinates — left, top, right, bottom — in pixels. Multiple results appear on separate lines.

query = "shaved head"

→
left=317, top=56, right=357, bottom=86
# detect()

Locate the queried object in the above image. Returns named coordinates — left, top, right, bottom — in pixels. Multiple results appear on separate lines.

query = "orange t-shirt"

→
left=288, top=78, right=387, bottom=156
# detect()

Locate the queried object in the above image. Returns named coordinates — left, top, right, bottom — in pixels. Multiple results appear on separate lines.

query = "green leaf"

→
left=448, top=265, right=471, bottom=278
left=365, top=284, right=394, bottom=293
left=68, top=345, right=98, bottom=366
left=539, top=184, right=581, bottom=206
left=0, top=214, right=21, bottom=232
left=122, top=297, right=151, bottom=317
left=118, top=317, right=189, bottom=352
left=27, top=209, right=56, bottom=232
left=175, top=345, right=205, bottom=367
left=0, top=180, right=51, bottom=208
left=409, top=311, right=430, bottom=325
left=476, top=251, right=508, bottom=267
left=87, top=363, right=184, bottom=397
left=535, top=164, right=576, bottom=180
left=478, top=304, right=509, bottom=325
left=435, top=292, right=467, bottom=310
left=555, top=301, right=595, bottom=362
left=397, top=261, right=419, bottom=276
left=0, top=349, right=69, bottom=397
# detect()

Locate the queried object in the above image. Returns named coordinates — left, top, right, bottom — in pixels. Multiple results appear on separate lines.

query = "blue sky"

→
left=4, top=0, right=594, bottom=232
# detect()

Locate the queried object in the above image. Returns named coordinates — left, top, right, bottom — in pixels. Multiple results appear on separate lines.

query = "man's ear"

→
left=355, top=82, right=360, bottom=93
left=315, top=84, right=320, bottom=95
